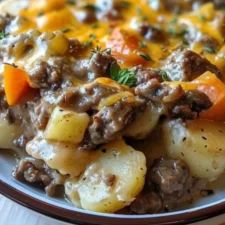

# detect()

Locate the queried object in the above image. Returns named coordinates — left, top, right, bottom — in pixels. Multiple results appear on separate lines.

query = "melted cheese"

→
left=0, top=0, right=225, bottom=69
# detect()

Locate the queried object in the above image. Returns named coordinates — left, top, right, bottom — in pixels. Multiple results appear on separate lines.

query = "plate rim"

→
left=1, top=178, right=225, bottom=225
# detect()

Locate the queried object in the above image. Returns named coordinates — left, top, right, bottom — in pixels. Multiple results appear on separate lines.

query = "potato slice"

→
left=45, top=107, right=90, bottom=144
left=124, top=103, right=161, bottom=139
left=0, top=119, right=22, bottom=150
left=26, top=136, right=97, bottom=177
left=65, top=140, right=146, bottom=213
left=163, top=119, right=225, bottom=181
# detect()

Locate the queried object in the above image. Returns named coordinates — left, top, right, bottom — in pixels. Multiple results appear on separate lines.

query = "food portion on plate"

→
left=0, top=0, right=225, bottom=214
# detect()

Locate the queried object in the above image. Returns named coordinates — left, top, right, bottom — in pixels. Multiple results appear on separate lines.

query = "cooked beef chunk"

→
left=70, top=59, right=89, bottom=80
left=13, top=158, right=65, bottom=196
left=0, top=88, right=16, bottom=124
left=27, top=57, right=65, bottom=89
left=30, top=48, right=118, bottom=85
left=76, top=8, right=97, bottom=23
left=0, top=87, right=8, bottom=111
left=163, top=49, right=221, bottom=81
left=0, top=13, right=14, bottom=31
left=58, top=82, right=119, bottom=112
left=13, top=135, right=29, bottom=149
left=148, top=157, right=206, bottom=210
left=32, top=100, right=51, bottom=129
left=81, top=98, right=144, bottom=148
left=214, top=0, right=225, bottom=7
left=138, top=22, right=166, bottom=42
left=130, top=192, right=163, bottom=214
left=172, top=90, right=212, bottom=119
left=149, top=0, right=208, bottom=12
left=78, top=132, right=97, bottom=151
left=14, top=103, right=38, bottom=137
left=134, top=65, right=163, bottom=84
left=135, top=79, right=184, bottom=104
left=67, top=39, right=84, bottom=56
left=150, top=158, right=189, bottom=195
left=130, top=157, right=206, bottom=213
left=88, top=100, right=141, bottom=145
left=135, top=79, right=161, bottom=100
left=88, top=49, right=119, bottom=79
left=135, top=79, right=212, bottom=119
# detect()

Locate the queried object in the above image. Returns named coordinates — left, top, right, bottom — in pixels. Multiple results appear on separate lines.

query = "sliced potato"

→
left=45, top=107, right=90, bottom=144
left=65, top=140, right=146, bottom=213
left=0, top=118, right=22, bottom=149
left=163, top=119, right=225, bottom=181
left=124, top=103, right=161, bottom=139
left=26, top=136, right=97, bottom=177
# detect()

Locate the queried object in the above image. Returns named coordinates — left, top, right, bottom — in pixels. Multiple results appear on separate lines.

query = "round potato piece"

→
left=163, top=119, right=225, bottom=181
left=124, top=103, right=161, bottom=139
left=65, top=140, right=147, bottom=213
left=26, top=136, right=97, bottom=177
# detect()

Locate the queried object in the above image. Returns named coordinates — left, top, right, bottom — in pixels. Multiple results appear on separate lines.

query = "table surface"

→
left=0, top=195, right=225, bottom=225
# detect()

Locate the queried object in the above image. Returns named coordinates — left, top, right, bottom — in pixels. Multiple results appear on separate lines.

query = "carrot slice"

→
left=193, top=72, right=225, bottom=120
left=106, top=28, right=149, bottom=66
left=167, top=71, right=225, bottom=121
left=3, top=64, right=30, bottom=106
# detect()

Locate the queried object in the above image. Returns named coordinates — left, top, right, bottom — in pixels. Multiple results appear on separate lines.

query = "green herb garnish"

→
left=158, top=69, right=170, bottom=81
left=204, top=45, right=216, bottom=54
left=67, top=0, right=76, bottom=5
left=120, top=1, right=132, bottom=9
left=110, top=64, right=137, bottom=87
left=139, top=40, right=148, bottom=49
left=0, top=31, right=7, bottom=40
left=138, top=52, right=152, bottom=61
left=168, top=26, right=187, bottom=37
left=62, top=28, right=72, bottom=33
left=199, top=14, right=206, bottom=22
left=82, top=4, right=100, bottom=12
left=37, top=12, right=44, bottom=17
left=84, top=33, right=97, bottom=47
left=136, top=7, right=148, bottom=21
left=91, top=23, right=99, bottom=29
left=168, top=17, right=187, bottom=37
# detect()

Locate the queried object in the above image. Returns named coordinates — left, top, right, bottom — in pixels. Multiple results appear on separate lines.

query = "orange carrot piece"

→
left=167, top=72, right=225, bottom=121
left=106, top=28, right=148, bottom=66
left=3, top=64, right=30, bottom=106
left=193, top=72, right=225, bottom=120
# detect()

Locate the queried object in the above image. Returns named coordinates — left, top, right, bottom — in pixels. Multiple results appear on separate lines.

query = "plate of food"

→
left=0, top=0, right=225, bottom=224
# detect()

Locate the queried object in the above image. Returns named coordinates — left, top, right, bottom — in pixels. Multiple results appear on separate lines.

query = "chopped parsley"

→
left=0, top=31, right=7, bottom=40
left=37, top=12, right=44, bottom=17
left=67, top=0, right=76, bottom=5
left=110, top=64, right=137, bottom=87
left=168, top=17, right=187, bottom=37
left=138, top=52, right=152, bottom=61
left=82, top=3, right=100, bottom=12
left=139, top=40, right=148, bottom=49
left=158, top=69, right=170, bottom=81
left=203, top=45, right=216, bottom=54
left=199, top=14, right=206, bottom=22
left=84, top=34, right=97, bottom=47
left=120, top=1, right=132, bottom=9
left=91, top=46, right=109, bottom=55
left=136, top=7, right=148, bottom=21
left=61, top=28, right=72, bottom=33
left=91, top=23, right=99, bottom=29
